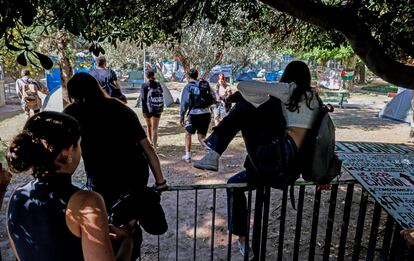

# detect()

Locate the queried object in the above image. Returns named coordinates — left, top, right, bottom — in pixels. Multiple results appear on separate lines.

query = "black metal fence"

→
left=139, top=180, right=413, bottom=260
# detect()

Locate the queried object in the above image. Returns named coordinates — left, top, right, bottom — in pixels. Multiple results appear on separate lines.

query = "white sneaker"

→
left=181, top=155, right=191, bottom=163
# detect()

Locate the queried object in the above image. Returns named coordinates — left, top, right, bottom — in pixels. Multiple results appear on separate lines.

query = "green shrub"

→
left=360, top=84, right=398, bottom=94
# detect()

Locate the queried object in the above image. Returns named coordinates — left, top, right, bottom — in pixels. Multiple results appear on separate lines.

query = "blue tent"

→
left=237, top=71, right=257, bottom=81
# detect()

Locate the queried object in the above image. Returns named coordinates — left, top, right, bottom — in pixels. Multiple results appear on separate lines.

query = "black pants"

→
left=204, top=93, right=298, bottom=236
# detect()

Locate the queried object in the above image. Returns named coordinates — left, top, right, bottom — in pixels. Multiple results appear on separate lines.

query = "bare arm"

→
left=114, top=80, right=122, bottom=90
left=66, top=191, right=133, bottom=261
left=36, top=80, right=48, bottom=94
left=139, top=138, right=166, bottom=186
left=0, top=163, right=12, bottom=207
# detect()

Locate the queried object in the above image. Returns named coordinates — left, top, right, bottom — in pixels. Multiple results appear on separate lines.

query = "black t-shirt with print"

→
left=64, top=98, right=148, bottom=207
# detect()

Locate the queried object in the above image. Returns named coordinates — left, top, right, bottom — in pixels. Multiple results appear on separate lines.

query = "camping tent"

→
left=379, top=88, right=412, bottom=124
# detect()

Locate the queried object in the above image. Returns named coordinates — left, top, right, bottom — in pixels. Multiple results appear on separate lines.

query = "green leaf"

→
left=21, top=5, right=34, bottom=27
left=92, top=48, right=100, bottom=57
left=99, top=46, right=106, bottom=55
left=5, top=40, right=22, bottom=51
left=34, top=52, right=54, bottom=70
left=17, top=52, right=27, bottom=66
left=89, top=44, right=95, bottom=53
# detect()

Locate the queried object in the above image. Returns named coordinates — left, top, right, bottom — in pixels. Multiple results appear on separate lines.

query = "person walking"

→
left=6, top=111, right=133, bottom=261
left=89, top=56, right=127, bottom=103
left=213, top=73, right=232, bottom=126
left=179, top=69, right=216, bottom=163
left=15, top=69, right=48, bottom=118
left=64, top=72, right=168, bottom=259
left=141, top=69, right=164, bottom=149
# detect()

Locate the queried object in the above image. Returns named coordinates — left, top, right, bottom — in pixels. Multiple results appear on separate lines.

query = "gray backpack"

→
left=302, top=95, right=342, bottom=184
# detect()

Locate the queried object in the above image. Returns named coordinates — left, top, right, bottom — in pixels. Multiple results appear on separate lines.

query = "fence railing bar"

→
left=323, top=184, right=338, bottom=261
left=166, top=179, right=356, bottom=191
left=352, top=190, right=369, bottom=261
left=277, top=188, right=288, bottom=261
left=389, top=223, right=404, bottom=261
left=366, top=202, right=382, bottom=260
left=244, top=189, right=253, bottom=261
left=260, top=186, right=271, bottom=261
left=252, top=187, right=265, bottom=260
left=380, top=214, right=395, bottom=260
left=210, top=188, right=216, bottom=261
left=193, top=189, right=198, bottom=261
left=157, top=236, right=160, bottom=261
left=227, top=188, right=233, bottom=261
left=308, top=188, right=322, bottom=261
left=337, top=183, right=354, bottom=261
left=293, top=185, right=305, bottom=261
left=176, top=190, right=179, bottom=261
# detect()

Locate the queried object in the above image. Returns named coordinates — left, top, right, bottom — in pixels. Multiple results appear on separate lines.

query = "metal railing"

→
left=139, top=180, right=413, bottom=261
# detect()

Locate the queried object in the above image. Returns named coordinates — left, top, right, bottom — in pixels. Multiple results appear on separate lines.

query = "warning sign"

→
left=337, top=142, right=414, bottom=228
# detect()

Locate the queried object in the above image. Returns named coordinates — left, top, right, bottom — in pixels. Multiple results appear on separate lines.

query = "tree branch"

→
left=260, top=0, right=414, bottom=88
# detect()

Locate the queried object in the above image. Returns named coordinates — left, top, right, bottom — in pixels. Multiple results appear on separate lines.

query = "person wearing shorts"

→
left=179, top=69, right=215, bottom=163
left=141, top=69, right=163, bottom=148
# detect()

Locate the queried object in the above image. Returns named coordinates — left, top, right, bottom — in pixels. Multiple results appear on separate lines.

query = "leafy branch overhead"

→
left=1, top=0, right=414, bottom=88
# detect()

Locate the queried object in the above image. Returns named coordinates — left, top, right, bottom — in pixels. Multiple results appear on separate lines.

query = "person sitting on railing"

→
left=6, top=111, right=134, bottom=261
left=193, top=61, right=319, bottom=256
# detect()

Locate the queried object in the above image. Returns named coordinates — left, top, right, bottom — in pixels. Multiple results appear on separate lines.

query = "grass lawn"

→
left=360, top=83, right=398, bottom=94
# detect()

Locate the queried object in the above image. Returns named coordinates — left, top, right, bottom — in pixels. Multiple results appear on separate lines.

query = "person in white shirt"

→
left=193, top=61, right=319, bottom=257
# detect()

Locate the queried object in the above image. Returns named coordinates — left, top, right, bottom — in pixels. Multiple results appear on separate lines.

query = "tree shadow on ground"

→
left=332, top=107, right=407, bottom=130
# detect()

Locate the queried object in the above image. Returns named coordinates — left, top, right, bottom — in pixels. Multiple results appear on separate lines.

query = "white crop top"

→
left=237, top=80, right=319, bottom=129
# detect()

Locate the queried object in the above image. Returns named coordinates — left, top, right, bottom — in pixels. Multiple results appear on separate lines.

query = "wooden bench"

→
left=318, top=90, right=350, bottom=108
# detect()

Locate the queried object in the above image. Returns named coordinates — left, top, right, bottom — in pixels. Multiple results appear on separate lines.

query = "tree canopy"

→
left=1, top=0, right=414, bottom=88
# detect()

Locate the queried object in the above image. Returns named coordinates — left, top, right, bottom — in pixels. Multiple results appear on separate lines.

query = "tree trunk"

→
left=203, top=49, right=223, bottom=77
left=355, top=63, right=366, bottom=84
left=260, top=0, right=414, bottom=89
left=57, top=32, right=73, bottom=107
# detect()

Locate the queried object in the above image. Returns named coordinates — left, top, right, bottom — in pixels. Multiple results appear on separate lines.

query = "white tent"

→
left=42, top=87, right=63, bottom=112
left=379, top=88, right=412, bottom=124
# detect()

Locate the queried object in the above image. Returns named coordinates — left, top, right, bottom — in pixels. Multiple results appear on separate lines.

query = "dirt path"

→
left=0, top=84, right=411, bottom=260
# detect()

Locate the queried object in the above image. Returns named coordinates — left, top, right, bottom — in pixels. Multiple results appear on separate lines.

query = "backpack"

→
left=22, top=80, right=41, bottom=110
left=147, top=82, right=164, bottom=114
left=90, top=69, right=127, bottom=103
left=189, top=80, right=215, bottom=109
left=302, top=95, right=342, bottom=184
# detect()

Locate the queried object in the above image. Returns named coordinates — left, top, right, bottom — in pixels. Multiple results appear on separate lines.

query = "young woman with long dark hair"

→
left=193, top=61, right=319, bottom=256
left=6, top=111, right=133, bottom=260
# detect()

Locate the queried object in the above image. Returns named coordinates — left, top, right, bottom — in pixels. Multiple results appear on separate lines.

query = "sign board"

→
left=337, top=141, right=414, bottom=228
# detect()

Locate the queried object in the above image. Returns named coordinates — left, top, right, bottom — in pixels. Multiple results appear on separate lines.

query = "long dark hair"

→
left=67, top=72, right=107, bottom=104
left=7, top=111, right=80, bottom=178
left=280, top=61, right=314, bottom=112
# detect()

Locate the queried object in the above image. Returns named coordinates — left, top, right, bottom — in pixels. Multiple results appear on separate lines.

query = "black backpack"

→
left=147, top=82, right=164, bottom=114
left=189, top=80, right=215, bottom=109
left=302, top=95, right=342, bottom=184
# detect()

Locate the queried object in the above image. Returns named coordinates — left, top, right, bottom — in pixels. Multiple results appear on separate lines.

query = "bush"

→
left=360, top=84, right=398, bottom=94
